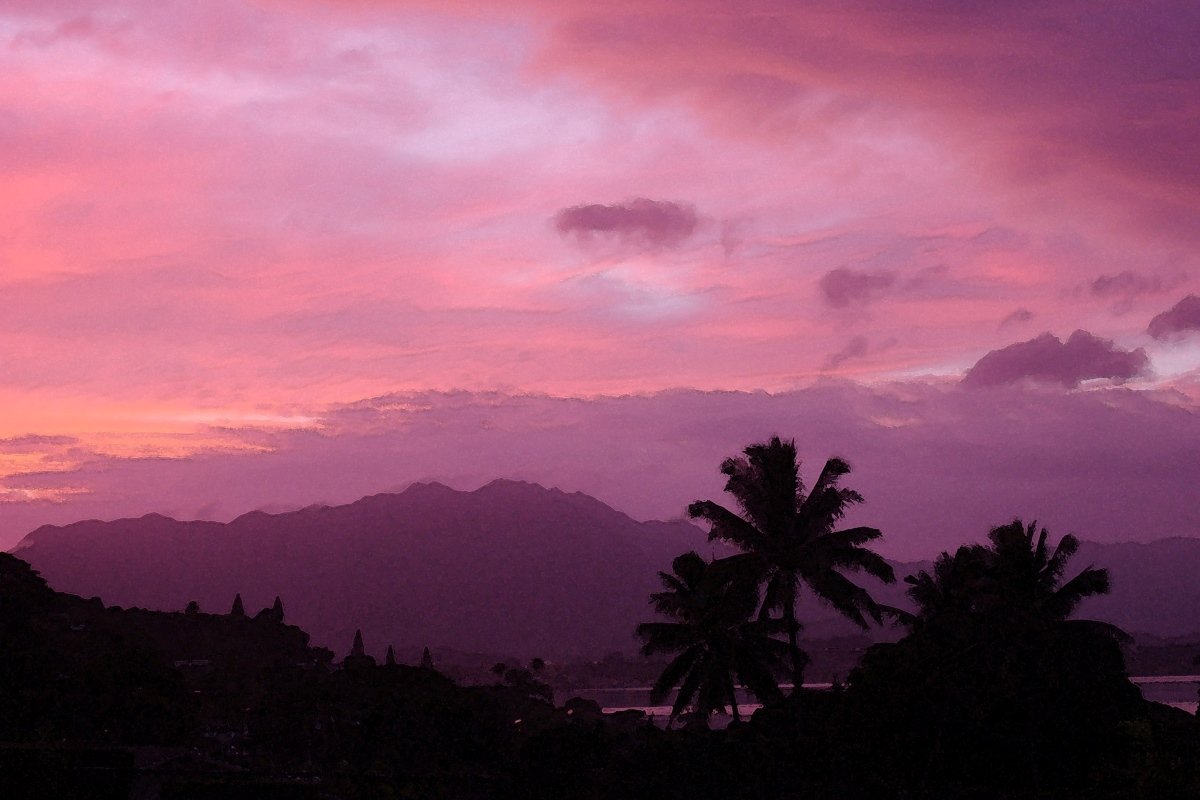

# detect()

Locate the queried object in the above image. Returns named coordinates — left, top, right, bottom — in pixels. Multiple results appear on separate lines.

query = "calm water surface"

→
left=575, top=677, right=1199, bottom=721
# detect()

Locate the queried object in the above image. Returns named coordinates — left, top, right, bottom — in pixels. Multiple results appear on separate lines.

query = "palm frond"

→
left=735, top=647, right=785, bottom=705
left=1060, top=618, right=1132, bottom=644
left=636, top=622, right=697, bottom=656
left=687, top=501, right=767, bottom=550
left=802, top=567, right=882, bottom=628
left=671, top=551, right=707, bottom=587
left=809, top=456, right=851, bottom=498
left=671, top=658, right=706, bottom=720
left=650, top=647, right=702, bottom=704
left=1044, top=533, right=1080, bottom=585
left=1050, top=565, right=1109, bottom=617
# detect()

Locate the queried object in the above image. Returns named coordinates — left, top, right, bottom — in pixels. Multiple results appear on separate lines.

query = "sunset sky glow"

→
left=2, top=1, right=1198, bottom=555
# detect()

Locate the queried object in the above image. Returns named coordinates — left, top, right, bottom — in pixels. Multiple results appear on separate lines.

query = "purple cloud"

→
left=1090, top=271, right=1166, bottom=300
left=554, top=198, right=698, bottom=249
left=963, top=330, right=1150, bottom=388
left=819, top=267, right=896, bottom=307
left=1147, top=295, right=1200, bottom=340
left=1000, top=308, right=1034, bottom=328
left=824, top=335, right=869, bottom=369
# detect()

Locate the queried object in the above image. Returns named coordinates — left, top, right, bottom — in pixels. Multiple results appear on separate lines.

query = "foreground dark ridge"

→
left=3, top=546, right=1199, bottom=799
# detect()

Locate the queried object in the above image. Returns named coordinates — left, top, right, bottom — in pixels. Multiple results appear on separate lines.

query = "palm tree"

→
left=886, top=520, right=1135, bottom=790
left=687, top=436, right=894, bottom=686
left=984, top=520, right=1118, bottom=629
left=636, top=551, right=791, bottom=727
left=905, top=519, right=1125, bottom=640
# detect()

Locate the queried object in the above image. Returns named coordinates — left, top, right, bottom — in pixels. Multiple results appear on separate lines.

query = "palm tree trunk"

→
left=785, top=603, right=804, bottom=689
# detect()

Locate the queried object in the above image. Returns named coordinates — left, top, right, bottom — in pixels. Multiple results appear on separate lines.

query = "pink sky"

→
left=1, top=1, right=1198, bottom=553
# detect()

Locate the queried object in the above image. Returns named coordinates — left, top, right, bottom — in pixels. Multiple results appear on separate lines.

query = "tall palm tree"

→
left=687, top=436, right=894, bottom=686
left=636, top=551, right=791, bottom=727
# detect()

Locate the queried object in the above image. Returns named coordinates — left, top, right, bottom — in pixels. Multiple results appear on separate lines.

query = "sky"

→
left=1, top=1, right=1199, bottom=556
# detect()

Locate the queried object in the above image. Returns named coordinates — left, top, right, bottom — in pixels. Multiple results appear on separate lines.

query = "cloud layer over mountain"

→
left=3, top=385, right=1197, bottom=560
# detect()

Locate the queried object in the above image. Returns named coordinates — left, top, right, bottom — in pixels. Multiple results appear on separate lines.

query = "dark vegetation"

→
left=2, top=437, right=1199, bottom=798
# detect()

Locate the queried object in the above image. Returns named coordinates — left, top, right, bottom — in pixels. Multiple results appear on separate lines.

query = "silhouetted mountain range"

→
left=13, top=481, right=713, bottom=658
left=11, top=481, right=1200, bottom=658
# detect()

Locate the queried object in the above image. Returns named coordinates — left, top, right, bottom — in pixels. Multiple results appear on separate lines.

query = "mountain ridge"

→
left=12, top=480, right=714, bottom=659
left=12, top=482, right=1200, bottom=657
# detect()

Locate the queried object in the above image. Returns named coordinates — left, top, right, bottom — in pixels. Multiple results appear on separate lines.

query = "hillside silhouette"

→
left=14, top=481, right=715, bottom=658
left=13, top=481, right=1200, bottom=661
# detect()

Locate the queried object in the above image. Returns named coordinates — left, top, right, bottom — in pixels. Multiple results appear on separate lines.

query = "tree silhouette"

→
left=982, top=519, right=1122, bottom=634
left=637, top=551, right=790, bottom=727
left=847, top=519, right=1140, bottom=792
left=687, top=436, right=894, bottom=685
left=230, top=593, right=245, bottom=618
left=903, top=519, right=1127, bottom=645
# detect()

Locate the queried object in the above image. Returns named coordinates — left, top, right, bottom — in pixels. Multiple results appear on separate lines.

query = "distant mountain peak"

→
left=396, top=480, right=458, bottom=496
left=474, top=478, right=556, bottom=495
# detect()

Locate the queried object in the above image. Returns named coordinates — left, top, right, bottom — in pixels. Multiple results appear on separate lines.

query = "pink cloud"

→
left=528, top=1, right=1200, bottom=246
left=2, top=0, right=1193, bottom=408
left=1147, top=295, right=1200, bottom=340
left=963, top=330, right=1150, bottom=388
left=0, top=0, right=1198, bottom=534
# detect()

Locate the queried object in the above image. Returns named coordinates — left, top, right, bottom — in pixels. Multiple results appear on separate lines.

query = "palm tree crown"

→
left=905, top=519, right=1124, bottom=640
left=636, top=551, right=790, bottom=727
left=687, top=436, right=894, bottom=686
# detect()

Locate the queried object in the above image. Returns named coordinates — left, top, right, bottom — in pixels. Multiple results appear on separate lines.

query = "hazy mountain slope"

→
left=14, top=481, right=721, bottom=659
left=13, top=483, right=1200, bottom=659
left=1073, top=538, right=1200, bottom=638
